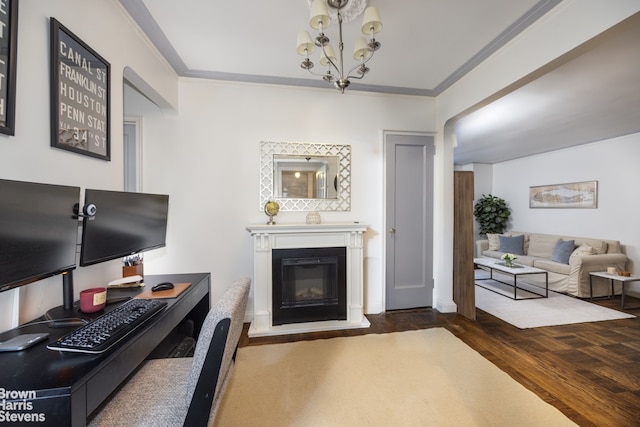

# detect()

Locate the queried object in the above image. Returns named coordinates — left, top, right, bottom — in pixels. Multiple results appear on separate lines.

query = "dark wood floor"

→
left=239, top=294, right=640, bottom=427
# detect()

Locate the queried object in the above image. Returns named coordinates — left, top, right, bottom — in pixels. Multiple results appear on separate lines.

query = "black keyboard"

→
left=47, top=299, right=167, bottom=354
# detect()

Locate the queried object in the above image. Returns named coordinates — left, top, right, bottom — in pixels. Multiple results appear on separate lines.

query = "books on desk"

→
left=107, top=275, right=144, bottom=288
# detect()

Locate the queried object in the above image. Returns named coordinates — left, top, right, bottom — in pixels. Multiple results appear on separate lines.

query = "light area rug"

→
left=213, top=328, right=577, bottom=427
left=476, top=279, right=635, bottom=329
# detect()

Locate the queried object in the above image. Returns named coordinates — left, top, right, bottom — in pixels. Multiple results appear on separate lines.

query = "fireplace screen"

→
left=282, top=257, right=338, bottom=307
left=272, top=247, right=346, bottom=325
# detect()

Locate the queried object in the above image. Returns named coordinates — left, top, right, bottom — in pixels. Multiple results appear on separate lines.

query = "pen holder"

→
left=123, top=264, right=144, bottom=278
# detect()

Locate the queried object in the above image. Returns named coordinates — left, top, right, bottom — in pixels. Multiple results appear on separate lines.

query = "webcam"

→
left=74, top=203, right=97, bottom=218
left=83, top=203, right=97, bottom=216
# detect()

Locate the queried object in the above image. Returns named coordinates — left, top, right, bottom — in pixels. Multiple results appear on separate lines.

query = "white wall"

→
left=138, top=79, right=436, bottom=314
left=0, top=0, right=177, bottom=332
left=491, top=133, right=640, bottom=294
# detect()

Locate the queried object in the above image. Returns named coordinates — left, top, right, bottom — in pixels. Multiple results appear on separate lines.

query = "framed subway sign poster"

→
left=50, top=18, right=110, bottom=160
left=0, top=0, right=18, bottom=135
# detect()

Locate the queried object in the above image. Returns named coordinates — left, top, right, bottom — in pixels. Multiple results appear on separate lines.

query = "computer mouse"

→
left=152, top=282, right=174, bottom=292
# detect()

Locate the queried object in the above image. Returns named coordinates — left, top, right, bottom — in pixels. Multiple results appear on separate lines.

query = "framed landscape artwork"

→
left=529, top=181, right=598, bottom=209
left=50, top=18, right=110, bottom=160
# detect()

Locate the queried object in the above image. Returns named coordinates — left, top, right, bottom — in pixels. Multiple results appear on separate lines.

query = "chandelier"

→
left=297, top=0, right=383, bottom=93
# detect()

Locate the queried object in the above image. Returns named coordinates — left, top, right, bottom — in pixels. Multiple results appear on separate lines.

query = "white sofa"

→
left=476, top=231, right=628, bottom=298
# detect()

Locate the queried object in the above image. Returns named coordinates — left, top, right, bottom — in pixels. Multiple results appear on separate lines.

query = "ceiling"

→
left=453, top=11, right=640, bottom=165
left=119, top=1, right=640, bottom=165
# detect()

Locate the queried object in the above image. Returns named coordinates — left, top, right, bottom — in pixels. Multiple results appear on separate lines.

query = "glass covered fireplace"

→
left=272, top=247, right=347, bottom=326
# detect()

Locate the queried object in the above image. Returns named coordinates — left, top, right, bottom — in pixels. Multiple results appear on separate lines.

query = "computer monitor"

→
left=80, top=189, right=169, bottom=267
left=0, top=179, right=80, bottom=293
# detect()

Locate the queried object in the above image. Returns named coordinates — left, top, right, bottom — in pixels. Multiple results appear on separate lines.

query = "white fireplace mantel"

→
left=246, top=222, right=370, bottom=337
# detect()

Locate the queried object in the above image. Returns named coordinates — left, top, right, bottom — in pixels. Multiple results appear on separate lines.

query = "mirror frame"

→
left=260, top=141, right=351, bottom=211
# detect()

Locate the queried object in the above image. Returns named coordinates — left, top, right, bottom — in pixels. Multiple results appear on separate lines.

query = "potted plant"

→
left=473, top=194, right=511, bottom=236
left=501, top=253, right=517, bottom=267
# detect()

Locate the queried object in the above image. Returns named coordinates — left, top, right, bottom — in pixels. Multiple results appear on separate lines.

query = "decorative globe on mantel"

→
left=264, top=200, right=280, bottom=225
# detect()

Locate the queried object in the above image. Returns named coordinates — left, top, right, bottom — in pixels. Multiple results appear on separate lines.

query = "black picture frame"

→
left=0, top=0, right=19, bottom=135
left=50, top=18, right=110, bottom=160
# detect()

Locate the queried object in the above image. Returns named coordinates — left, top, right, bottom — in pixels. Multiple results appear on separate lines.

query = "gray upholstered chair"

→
left=88, top=277, right=251, bottom=427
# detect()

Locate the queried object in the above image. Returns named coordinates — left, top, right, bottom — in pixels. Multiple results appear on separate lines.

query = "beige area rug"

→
left=214, top=328, right=577, bottom=427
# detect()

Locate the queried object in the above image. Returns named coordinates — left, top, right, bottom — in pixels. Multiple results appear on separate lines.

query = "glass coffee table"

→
left=474, top=257, right=548, bottom=300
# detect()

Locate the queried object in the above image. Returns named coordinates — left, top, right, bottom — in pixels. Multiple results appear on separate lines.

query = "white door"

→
left=385, top=132, right=435, bottom=310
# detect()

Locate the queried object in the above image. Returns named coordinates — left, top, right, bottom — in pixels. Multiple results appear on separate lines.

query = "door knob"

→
left=389, top=228, right=396, bottom=234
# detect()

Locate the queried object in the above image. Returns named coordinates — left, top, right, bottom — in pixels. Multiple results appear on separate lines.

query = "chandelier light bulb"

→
left=361, top=7, right=382, bottom=34
left=297, top=31, right=315, bottom=56
left=320, top=44, right=337, bottom=66
left=352, top=37, right=372, bottom=61
left=309, top=0, right=331, bottom=30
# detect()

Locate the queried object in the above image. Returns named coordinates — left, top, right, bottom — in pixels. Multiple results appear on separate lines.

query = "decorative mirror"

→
left=260, top=141, right=351, bottom=211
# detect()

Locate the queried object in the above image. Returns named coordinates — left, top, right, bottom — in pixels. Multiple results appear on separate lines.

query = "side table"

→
left=589, top=271, right=640, bottom=310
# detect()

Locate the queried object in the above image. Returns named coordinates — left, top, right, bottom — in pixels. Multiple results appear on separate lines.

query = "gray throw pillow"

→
left=551, top=239, right=575, bottom=264
left=498, top=234, right=524, bottom=255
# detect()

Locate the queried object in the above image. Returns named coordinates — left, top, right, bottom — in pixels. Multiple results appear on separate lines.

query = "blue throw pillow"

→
left=551, top=239, right=575, bottom=264
left=498, top=234, right=524, bottom=255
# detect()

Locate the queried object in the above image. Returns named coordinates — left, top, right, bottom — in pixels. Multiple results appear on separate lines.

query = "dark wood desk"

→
left=0, top=273, right=210, bottom=427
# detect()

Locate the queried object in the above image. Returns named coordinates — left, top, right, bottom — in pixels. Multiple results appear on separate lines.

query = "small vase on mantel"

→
left=306, top=211, right=321, bottom=224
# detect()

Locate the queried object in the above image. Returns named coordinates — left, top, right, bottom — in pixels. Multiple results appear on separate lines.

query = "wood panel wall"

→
left=453, top=171, right=475, bottom=320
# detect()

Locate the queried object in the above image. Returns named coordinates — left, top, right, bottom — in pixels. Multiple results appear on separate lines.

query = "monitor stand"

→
left=44, top=271, right=88, bottom=328
left=43, top=307, right=87, bottom=328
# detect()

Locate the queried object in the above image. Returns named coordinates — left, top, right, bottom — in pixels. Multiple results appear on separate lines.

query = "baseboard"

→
left=435, top=299, right=457, bottom=313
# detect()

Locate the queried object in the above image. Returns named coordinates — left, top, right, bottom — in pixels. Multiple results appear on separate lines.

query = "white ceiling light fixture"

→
left=297, top=0, right=382, bottom=93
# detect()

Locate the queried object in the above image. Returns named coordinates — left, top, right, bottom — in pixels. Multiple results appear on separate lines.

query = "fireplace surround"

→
left=246, top=223, right=369, bottom=337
